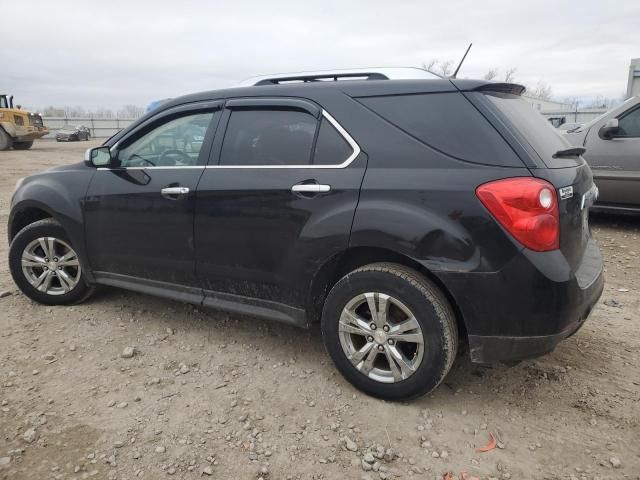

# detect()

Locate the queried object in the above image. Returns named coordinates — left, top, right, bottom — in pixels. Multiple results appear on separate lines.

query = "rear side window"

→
left=220, top=110, right=316, bottom=166
left=314, top=118, right=353, bottom=165
left=358, top=92, right=521, bottom=166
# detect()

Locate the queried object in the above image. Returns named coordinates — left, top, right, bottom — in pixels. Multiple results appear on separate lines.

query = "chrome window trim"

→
left=97, top=165, right=204, bottom=171
left=97, top=109, right=361, bottom=171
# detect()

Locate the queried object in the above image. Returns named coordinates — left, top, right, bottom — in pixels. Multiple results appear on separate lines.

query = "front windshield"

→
left=0, top=96, right=7, bottom=109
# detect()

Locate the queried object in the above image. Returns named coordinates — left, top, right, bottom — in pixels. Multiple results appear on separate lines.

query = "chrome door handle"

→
left=291, top=184, right=331, bottom=193
left=161, top=186, right=190, bottom=198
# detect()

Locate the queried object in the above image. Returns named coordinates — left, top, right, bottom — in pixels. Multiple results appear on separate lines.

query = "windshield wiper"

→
left=553, top=146, right=586, bottom=158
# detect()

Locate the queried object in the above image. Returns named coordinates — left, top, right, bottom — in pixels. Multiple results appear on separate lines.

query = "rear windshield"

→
left=482, top=92, right=574, bottom=166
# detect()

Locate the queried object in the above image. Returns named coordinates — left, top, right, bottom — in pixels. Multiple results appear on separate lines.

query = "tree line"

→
left=34, top=104, right=145, bottom=119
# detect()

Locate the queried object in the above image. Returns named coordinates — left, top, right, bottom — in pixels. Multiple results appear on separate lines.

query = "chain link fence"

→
left=42, top=117, right=137, bottom=139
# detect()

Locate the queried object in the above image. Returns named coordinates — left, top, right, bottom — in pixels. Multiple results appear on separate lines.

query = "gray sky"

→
left=3, top=0, right=639, bottom=110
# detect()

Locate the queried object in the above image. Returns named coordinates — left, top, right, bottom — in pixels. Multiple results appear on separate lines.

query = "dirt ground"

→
left=0, top=140, right=638, bottom=480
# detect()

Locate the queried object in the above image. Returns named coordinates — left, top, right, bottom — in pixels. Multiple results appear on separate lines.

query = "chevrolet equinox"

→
left=8, top=68, right=604, bottom=399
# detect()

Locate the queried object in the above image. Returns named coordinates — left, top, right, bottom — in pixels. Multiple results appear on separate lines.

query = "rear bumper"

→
left=466, top=281, right=601, bottom=363
left=437, top=238, right=604, bottom=363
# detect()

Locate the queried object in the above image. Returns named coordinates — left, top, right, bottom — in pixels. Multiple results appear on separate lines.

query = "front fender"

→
left=9, top=168, right=96, bottom=281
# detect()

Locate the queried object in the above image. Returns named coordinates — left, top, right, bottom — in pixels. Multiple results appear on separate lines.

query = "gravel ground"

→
left=0, top=140, right=638, bottom=480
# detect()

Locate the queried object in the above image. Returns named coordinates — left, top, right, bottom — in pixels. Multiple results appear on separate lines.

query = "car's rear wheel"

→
left=0, top=129, right=13, bottom=150
left=13, top=141, right=34, bottom=150
left=321, top=263, right=458, bottom=400
left=9, top=219, right=93, bottom=305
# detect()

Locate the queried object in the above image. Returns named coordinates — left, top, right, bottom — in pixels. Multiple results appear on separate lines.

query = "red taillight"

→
left=476, top=177, right=559, bottom=252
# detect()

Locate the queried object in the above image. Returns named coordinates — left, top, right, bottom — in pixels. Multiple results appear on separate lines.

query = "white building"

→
left=627, top=58, right=640, bottom=98
left=522, top=96, right=571, bottom=112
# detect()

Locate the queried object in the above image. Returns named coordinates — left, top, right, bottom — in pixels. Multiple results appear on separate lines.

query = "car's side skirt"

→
left=93, top=272, right=308, bottom=328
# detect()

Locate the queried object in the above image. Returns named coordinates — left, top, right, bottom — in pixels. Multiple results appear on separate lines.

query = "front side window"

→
left=618, top=107, right=640, bottom=137
left=118, top=112, right=215, bottom=167
left=219, top=109, right=317, bottom=166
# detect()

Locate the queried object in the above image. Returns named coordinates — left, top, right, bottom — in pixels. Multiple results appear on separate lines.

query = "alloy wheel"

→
left=338, top=292, right=425, bottom=383
left=21, top=237, right=81, bottom=296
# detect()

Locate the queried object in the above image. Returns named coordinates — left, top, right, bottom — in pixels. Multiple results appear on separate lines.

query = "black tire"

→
left=321, top=263, right=458, bottom=400
left=13, top=140, right=34, bottom=150
left=0, top=128, right=13, bottom=150
left=9, top=218, right=93, bottom=305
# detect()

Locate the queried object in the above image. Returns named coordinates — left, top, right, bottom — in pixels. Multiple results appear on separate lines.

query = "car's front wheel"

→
left=321, top=263, right=458, bottom=400
left=9, top=219, right=93, bottom=305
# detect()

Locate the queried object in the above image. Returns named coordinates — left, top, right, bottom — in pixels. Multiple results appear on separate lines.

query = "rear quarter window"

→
left=357, top=92, right=522, bottom=167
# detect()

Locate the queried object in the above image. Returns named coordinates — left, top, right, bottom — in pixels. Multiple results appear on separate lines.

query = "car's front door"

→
left=84, top=102, right=221, bottom=289
left=587, top=104, right=640, bottom=208
left=194, top=98, right=366, bottom=321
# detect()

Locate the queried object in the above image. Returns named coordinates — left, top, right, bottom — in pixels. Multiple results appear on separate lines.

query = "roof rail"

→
left=235, top=67, right=441, bottom=87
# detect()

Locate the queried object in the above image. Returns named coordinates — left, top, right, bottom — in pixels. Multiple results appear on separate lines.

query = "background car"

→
left=564, top=96, right=640, bottom=213
left=557, top=122, right=583, bottom=132
left=55, top=125, right=91, bottom=142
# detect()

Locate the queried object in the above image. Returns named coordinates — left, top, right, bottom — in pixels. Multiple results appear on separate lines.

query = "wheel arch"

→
left=8, top=203, right=54, bottom=242
left=307, top=246, right=467, bottom=340
left=9, top=197, right=94, bottom=283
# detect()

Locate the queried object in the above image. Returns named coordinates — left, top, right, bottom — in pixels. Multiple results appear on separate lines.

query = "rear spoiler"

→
left=474, top=83, right=526, bottom=96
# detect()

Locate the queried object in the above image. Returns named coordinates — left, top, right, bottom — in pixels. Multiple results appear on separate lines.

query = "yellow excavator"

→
left=0, top=94, right=48, bottom=150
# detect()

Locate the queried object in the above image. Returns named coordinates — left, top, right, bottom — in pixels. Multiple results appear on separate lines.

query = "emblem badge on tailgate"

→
left=559, top=186, right=573, bottom=200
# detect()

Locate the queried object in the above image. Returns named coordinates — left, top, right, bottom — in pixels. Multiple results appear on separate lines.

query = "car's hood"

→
left=45, top=162, right=88, bottom=173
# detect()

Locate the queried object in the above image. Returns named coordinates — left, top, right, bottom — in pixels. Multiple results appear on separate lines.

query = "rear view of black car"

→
left=8, top=68, right=603, bottom=400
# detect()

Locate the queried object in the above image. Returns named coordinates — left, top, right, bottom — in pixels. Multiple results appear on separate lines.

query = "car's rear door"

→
left=194, top=97, right=366, bottom=322
left=585, top=104, right=640, bottom=208
left=84, top=101, right=222, bottom=291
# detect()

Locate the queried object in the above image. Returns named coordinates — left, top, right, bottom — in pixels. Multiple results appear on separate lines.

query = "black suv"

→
left=8, top=68, right=604, bottom=399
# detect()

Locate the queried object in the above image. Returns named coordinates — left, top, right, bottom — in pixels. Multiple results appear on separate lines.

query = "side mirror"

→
left=84, top=146, right=112, bottom=167
left=598, top=118, right=620, bottom=140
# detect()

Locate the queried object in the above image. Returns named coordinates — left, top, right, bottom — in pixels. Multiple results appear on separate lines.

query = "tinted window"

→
left=220, top=110, right=317, bottom=166
left=358, top=92, right=520, bottom=166
left=313, top=118, right=353, bottom=165
left=618, top=107, right=640, bottom=137
left=482, top=92, right=572, bottom=165
left=118, top=112, right=214, bottom=167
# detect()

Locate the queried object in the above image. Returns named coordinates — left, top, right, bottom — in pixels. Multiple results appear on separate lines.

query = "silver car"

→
left=564, top=96, right=640, bottom=213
